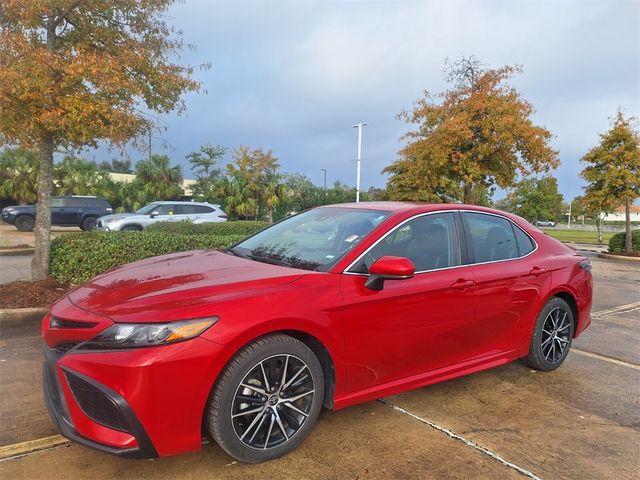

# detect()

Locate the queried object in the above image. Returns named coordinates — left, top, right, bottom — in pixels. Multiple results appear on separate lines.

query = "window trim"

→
left=460, top=210, right=538, bottom=266
left=343, top=210, right=466, bottom=276
left=342, top=209, right=538, bottom=277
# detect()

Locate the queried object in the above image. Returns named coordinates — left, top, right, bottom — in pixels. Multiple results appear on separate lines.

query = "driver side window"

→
left=350, top=213, right=461, bottom=274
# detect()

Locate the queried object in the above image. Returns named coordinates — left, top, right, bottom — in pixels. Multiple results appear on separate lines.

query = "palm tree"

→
left=55, top=156, right=115, bottom=198
left=135, top=154, right=183, bottom=200
left=0, top=148, right=39, bottom=204
left=263, top=175, right=286, bottom=223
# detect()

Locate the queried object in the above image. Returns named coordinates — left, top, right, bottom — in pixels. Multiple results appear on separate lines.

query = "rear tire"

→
left=207, top=334, right=324, bottom=463
left=15, top=215, right=35, bottom=232
left=80, top=216, right=97, bottom=231
left=523, top=297, right=574, bottom=371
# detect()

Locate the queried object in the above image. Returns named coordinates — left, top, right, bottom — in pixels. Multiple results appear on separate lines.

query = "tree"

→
left=98, top=158, right=133, bottom=174
left=580, top=192, right=614, bottom=244
left=510, top=176, right=564, bottom=223
left=55, top=156, right=115, bottom=197
left=187, top=145, right=226, bottom=202
left=581, top=112, right=640, bottom=253
left=385, top=56, right=559, bottom=204
left=0, top=1, right=200, bottom=280
left=135, top=154, right=183, bottom=201
left=0, top=148, right=39, bottom=204
left=223, top=147, right=285, bottom=220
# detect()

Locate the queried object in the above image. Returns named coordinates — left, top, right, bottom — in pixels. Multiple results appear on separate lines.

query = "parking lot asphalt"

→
left=0, top=256, right=638, bottom=479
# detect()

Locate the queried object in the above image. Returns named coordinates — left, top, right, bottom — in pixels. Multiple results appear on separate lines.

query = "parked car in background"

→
left=42, top=202, right=592, bottom=462
left=535, top=220, right=557, bottom=227
left=1, top=196, right=112, bottom=231
left=97, top=201, right=228, bottom=231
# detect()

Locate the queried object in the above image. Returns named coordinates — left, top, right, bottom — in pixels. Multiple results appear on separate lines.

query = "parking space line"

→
left=0, top=435, right=70, bottom=462
left=572, top=349, right=640, bottom=371
left=591, top=302, right=640, bottom=319
left=378, top=399, right=542, bottom=480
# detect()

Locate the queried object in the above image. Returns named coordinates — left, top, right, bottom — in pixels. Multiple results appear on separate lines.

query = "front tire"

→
left=523, top=297, right=574, bottom=371
left=15, top=215, right=35, bottom=232
left=207, top=334, right=324, bottom=463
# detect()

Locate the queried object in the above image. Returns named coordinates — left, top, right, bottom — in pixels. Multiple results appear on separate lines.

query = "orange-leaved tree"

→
left=0, top=0, right=201, bottom=279
left=385, top=56, right=559, bottom=204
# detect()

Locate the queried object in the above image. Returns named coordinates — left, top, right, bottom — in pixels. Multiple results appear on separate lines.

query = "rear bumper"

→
left=42, top=344, right=158, bottom=459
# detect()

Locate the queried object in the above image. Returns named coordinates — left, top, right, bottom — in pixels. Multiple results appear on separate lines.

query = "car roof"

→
left=320, top=201, right=504, bottom=215
left=148, top=201, right=221, bottom=207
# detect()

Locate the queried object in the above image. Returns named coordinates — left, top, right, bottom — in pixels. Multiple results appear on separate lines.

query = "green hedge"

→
left=608, top=230, right=640, bottom=253
left=51, top=232, right=245, bottom=284
left=144, top=220, right=268, bottom=236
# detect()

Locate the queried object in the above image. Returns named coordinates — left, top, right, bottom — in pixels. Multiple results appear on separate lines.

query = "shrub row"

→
left=144, top=220, right=268, bottom=236
left=608, top=230, right=640, bottom=254
left=51, top=232, right=245, bottom=284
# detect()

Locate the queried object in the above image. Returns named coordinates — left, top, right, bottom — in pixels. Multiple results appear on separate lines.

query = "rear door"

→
left=339, top=211, right=479, bottom=393
left=462, top=211, right=551, bottom=353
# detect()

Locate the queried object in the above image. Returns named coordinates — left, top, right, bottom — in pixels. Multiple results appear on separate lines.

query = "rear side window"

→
left=513, top=225, right=535, bottom=256
left=64, top=198, right=86, bottom=207
left=464, top=212, right=518, bottom=263
left=88, top=198, right=111, bottom=208
left=174, top=204, right=196, bottom=214
left=193, top=205, right=214, bottom=214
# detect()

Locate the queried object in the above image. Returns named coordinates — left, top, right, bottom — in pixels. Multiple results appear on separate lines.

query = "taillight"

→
left=579, top=259, right=592, bottom=272
left=218, top=214, right=228, bottom=219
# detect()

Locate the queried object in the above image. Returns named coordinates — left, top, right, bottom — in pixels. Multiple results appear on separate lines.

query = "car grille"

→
left=51, top=317, right=97, bottom=329
left=64, top=371, right=131, bottom=433
left=97, top=219, right=103, bottom=228
left=54, top=342, right=80, bottom=356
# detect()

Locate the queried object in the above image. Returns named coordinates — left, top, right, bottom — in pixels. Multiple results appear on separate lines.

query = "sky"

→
left=92, top=0, right=640, bottom=201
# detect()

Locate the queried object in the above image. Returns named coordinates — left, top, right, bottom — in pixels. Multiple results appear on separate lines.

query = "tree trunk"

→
left=624, top=198, right=632, bottom=254
left=596, top=214, right=603, bottom=244
left=32, top=134, right=54, bottom=281
left=463, top=182, right=472, bottom=204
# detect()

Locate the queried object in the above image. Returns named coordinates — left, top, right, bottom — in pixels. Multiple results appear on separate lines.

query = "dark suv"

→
left=1, top=196, right=113, bottom=231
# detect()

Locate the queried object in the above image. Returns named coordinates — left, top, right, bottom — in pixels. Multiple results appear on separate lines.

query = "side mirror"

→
left=365, top=256, right=415, bottom=291
left=149, top=211, right=159, bottom=218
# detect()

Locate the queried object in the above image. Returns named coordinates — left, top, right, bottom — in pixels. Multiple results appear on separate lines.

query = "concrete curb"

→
left=0, top=307, right=47, bottom=327
left=0, top=247, right=34, bottom=256
left=597, top=252, right=640, bottom=262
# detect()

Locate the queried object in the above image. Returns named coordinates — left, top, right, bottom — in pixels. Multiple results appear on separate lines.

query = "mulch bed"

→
left=0, top=278, right=71, bottom=309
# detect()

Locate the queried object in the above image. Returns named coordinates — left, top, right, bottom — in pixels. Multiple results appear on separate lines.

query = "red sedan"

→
left=42, top=202, right=592, bottom=462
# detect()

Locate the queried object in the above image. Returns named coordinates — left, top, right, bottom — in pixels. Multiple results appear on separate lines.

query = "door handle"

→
left=450, top=279, right=476, bottom=290
left=529, top=267, right=547, bottom=276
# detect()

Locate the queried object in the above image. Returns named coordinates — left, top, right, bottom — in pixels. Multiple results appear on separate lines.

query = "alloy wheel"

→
left=540, top=306, right=571, bottom=363
left=231, top=354, right=315, bottom=450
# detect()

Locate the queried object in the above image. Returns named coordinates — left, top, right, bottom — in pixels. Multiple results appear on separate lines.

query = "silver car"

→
left=97, top=201, right=228, bottom=231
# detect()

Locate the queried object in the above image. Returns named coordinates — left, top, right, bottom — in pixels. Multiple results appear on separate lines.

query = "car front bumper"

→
left=42, top=309, right=235, bottom=458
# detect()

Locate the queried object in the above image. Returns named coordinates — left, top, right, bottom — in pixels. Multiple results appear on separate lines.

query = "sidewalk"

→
left=0, top=254, right=32, bottom=284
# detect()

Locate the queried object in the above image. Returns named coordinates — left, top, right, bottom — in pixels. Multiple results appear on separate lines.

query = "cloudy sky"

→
left=100, top=0, right=640, bottom=201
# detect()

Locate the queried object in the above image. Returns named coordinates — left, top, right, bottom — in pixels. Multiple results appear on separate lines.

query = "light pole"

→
left=320, top=169, right=327, bottom=189
left=352, top=123, right=367, bottom=202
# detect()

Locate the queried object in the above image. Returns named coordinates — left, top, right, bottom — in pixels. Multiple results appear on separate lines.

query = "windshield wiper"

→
left=225, top=248, right=251, bottom=259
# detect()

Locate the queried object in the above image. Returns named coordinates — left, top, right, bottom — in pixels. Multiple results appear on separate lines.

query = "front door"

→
left=339, top=211, right=479, bottom=393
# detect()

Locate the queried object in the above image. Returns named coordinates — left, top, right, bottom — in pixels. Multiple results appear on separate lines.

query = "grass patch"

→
left=542, top=228, right=614, bottom=245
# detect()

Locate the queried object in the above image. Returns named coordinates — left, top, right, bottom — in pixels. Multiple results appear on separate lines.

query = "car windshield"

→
left=135, top=203, right=160, bottom=215
left=230, top=207, right=391, bottom=271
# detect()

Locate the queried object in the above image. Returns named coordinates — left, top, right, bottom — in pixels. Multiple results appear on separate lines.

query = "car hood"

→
left=3, top=204, right=34, bottom=211
left=99, top=213, right=141, bottom=222
left=66, top=250, right=308, bottom=323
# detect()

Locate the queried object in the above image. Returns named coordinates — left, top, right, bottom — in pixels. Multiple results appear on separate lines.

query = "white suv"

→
left=97, top=201, right=228, bottom=231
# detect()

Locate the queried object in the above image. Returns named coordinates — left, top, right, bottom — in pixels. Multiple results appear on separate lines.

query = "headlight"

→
left=78, top=317, right=218, bottom=350
left=101, top=217, right=116, bottom=224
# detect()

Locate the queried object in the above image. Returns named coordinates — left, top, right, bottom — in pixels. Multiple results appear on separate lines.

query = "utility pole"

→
left=320, top=169, right=327, bottom=189
left=567, top=201, right=572, bottom=229
left=352, top=123, right=366, bottom=202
